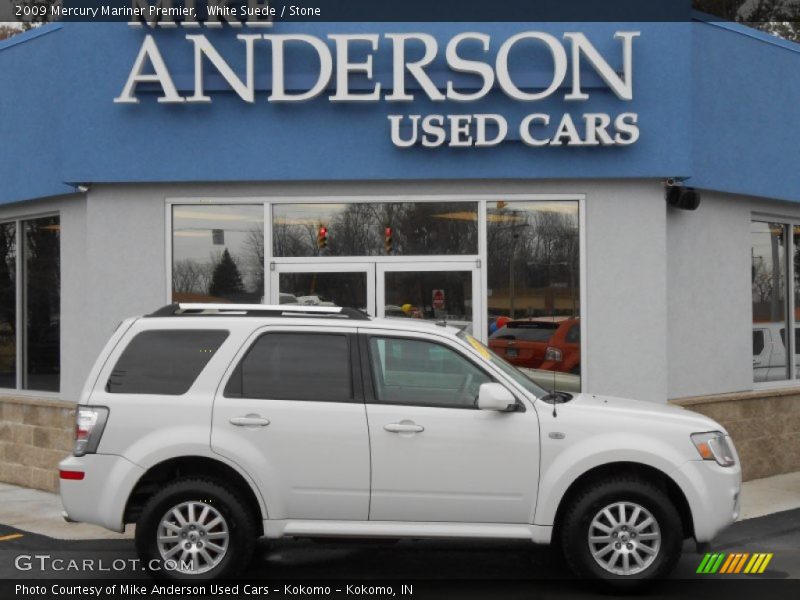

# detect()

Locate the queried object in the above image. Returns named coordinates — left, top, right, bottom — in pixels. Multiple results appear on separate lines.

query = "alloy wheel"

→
left=587, top=501, right=661, bottom=576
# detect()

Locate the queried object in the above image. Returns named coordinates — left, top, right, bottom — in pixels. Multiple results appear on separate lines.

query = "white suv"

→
left=60, top=304, right=740, bottom=585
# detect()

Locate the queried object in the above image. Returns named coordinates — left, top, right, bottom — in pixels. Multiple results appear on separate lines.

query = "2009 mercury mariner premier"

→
left=60, top=303, right=740, bottom=586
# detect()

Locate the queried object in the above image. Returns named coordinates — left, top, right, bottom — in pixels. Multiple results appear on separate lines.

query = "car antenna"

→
left=551, top=327, right=558, bottom=418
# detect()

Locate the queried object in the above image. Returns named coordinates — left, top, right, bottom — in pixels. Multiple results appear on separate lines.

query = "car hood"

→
left=559, top=392, right=725, bottom=434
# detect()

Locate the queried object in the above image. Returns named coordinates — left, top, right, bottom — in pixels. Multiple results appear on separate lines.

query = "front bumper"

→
left=671, top=459, right=742, bottom=543
left=59, top=454, right=145, bottom=532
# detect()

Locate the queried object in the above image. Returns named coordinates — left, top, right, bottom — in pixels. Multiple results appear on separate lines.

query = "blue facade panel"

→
left=690, top=20, right=800, bottom=203
left=3, top=19, right=799, bottom=205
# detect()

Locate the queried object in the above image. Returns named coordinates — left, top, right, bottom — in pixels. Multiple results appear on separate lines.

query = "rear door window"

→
left=107, top=330, right=228, bottom=395
left=224, top=332, right=353, bottom=402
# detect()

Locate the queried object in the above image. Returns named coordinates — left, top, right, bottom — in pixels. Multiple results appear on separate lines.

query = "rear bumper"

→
left=59, top=454, right=145, bottom=532
left=671, top=459, right=742, bottom=543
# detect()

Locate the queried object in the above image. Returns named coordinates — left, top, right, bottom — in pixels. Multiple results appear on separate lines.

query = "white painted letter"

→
left=385, top=33, right=445, bottom=102
left=496, top=32, right=567, bottom=101
left=614, top=112, right=640, bottom=144
left=519, top=114, right=551, bottom=146
left=445, top=33, right=495, bottom=102
left=187, top=34, right=259, bottom=103
left=389, top=115, right=420, bottom=147
left=475, top=114, right=508, bottom=147
left=563, top=31, right=639, bottom=101
left=329, top=34, right=381, bottom=102
left=269, top=35, right=333, bottom=102
left=114, top=35, right=183, bottom=103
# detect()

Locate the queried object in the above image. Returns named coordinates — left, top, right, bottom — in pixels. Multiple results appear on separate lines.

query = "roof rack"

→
left=147, top=303, right=371, bottom=320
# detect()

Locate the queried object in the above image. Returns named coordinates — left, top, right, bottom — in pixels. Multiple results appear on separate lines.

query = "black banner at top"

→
left=3, top=0, right=700, bottom=24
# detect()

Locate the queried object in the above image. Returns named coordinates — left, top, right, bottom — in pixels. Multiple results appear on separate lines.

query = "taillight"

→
left=74, top=407, right=109, bottom=457
left=544, top=346, right=563, bottom=361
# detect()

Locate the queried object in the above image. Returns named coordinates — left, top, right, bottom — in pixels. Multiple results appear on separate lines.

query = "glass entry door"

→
left=377, top=262, right=482, bottom=336
left=270, top=261, right=482, bottom=335
left=270, top=263, right=376, bottom=316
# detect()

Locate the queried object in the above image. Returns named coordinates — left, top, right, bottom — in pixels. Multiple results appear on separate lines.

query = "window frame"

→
left=0, top=212, right=61, bottom=396
left=165, top=193, right=588, bottom=389
left=222, top=329, right=363, bottom=404
left=751, top=215, right=800, bottom=389
left=360, top=333, right=508, bottom=411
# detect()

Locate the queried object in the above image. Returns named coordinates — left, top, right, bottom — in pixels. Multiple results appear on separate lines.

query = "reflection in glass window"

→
left=279, top=272, right=368, bottom=312
left=0, top=223, right=16, bottom=389
left=486, top=201, right=580, bottom=388
left=172, top=205, right=264, bottom=303
left=752, top=221, right=789, bottom=382
left=368, top=337, right=491, bottom=409
left=384, top=271, right=473, bottom=334
left=24, top=216, right=60, bottom=392
left=225, top=333, right=352, bottom=401
left=273, top=202, right=478, bottom=257
left=108, top=330, right=228, bottom=395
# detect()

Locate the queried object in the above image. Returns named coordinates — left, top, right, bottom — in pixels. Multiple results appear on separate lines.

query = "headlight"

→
left=691, top=431, right=736, bottom=467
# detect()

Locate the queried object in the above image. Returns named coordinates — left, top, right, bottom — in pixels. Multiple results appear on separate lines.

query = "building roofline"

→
left=0, top=22, right=62, bottom=52
left=692, top=10, right=800, bottom=55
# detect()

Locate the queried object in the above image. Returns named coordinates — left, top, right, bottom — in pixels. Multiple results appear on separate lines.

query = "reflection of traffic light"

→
left=317, top=225, right=328, bottom=250
left=384, top=226, right=393, bottom=255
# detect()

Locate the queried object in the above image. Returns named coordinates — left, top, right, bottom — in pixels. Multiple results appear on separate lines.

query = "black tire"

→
left=560, top=476, right=682, bottom=589
left=135, top=477, right=257, bottom=580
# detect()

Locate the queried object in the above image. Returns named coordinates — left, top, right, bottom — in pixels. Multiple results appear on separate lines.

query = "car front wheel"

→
left=560, top=476, right=682, bottom=587
left=135, top=477, right=257, bottom=580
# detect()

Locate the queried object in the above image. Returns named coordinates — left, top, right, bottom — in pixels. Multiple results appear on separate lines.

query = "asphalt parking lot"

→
left=0, top=508, right=798, bottom=598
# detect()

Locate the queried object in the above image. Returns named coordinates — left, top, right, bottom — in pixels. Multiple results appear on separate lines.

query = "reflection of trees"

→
left=0, top=224, right=15, bottom=337
left=272, top=202, right=479, bottom=257
left=172, top=259, right=214, bottom=296
left=172, top=225, right=265, bottom=300
left=487, top=206, right=579, bottom=318
left=24, top=217, right=60, bottom=386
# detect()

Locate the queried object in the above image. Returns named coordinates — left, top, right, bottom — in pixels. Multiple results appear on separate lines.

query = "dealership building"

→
left=1, top=15, right=800, bottom=491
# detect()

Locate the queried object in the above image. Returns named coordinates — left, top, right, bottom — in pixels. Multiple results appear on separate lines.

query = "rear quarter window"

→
left=106, top=329, right=228, bottom=395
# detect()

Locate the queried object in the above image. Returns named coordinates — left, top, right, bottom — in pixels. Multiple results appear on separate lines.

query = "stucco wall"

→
left=667, top=190, right=800, bottom=399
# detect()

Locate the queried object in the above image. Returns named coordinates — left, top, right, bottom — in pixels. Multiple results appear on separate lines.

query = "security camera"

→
left=76, top=184, right=90, bottom=193
left=666, top=183, right=701, bottom=211
left=665, top=177, right=678, bottom=187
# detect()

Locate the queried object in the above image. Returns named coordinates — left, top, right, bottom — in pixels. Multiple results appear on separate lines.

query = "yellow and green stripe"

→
left=697, top=552, right=773, bottom=574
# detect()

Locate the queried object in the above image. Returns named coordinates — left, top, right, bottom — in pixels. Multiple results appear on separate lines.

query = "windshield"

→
left=457, top=331, right=547, bottom=398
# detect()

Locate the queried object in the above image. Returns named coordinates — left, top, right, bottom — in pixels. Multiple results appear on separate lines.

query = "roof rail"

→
left=146, top=303, right=371, bottom=320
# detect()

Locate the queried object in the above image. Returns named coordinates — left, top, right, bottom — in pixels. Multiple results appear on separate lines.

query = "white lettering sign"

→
left=115, top=29, right=641, bottom=148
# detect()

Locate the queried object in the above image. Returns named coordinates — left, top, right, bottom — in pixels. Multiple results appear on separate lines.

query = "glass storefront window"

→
left=0, top=223, right=16, bottom=389
left=0, top=216, right=60, bottom=392
left=272, top=202, right=478, bottom=257
left=24, top=216, right=60, bottom=392
left=172, top=205, right=265, bottom=303
left=486, top=201, right=580, bottom=391
left=751, top=221, right=790, bottom=382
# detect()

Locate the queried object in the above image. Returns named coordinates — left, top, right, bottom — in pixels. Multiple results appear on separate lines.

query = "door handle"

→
left=229, top=415, right=271, bottom=427
left=384, top=422, right=424, bottom=434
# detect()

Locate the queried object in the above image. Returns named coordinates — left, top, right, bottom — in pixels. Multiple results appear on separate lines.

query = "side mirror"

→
left=477, top=383, right=517, bottom=412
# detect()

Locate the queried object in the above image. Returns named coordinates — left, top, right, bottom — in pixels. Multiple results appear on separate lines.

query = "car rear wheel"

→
left=135, top=477, right=256, bottom=580
left=560, top=476, right=682, bottom=588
